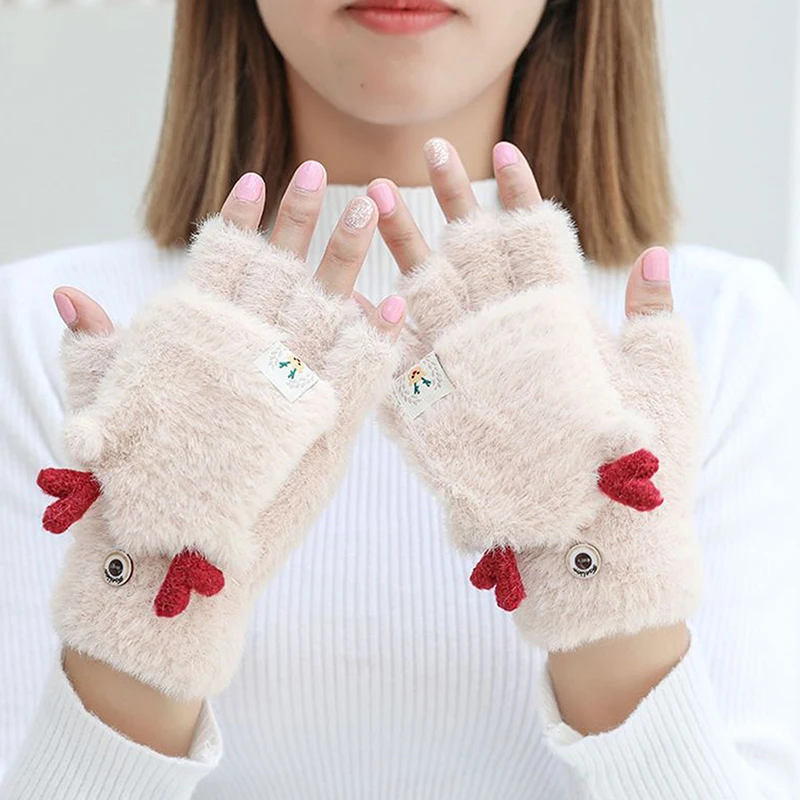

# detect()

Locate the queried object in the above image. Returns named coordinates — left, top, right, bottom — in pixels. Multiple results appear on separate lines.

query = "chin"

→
left=329, top=69, right=477, bottom=126
left=341, top=93, right=462, bottom=127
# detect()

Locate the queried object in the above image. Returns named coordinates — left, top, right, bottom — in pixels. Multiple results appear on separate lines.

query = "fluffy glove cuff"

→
left=381, top=201, right=704, bottom=652
left=39, top=215, right=401, bottom=699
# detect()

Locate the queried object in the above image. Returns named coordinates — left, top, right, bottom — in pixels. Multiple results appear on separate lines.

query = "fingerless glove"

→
left=381, top=201, right=703, bottom=651
left=39, top=216, right=401, bottom=699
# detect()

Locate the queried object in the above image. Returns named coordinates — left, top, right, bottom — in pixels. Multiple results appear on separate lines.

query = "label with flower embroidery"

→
left=255, top=342, right=319, bottom=402
left=393, top=351, right=454, bottom=419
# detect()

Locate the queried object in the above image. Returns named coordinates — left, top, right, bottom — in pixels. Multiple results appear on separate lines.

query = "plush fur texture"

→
left=396, top=202, right=588, bottom=343
left=60, top=328, right=126, bottom=414
left=384, top=282, right=654, bottom=553
left=49, top=214, right=402, bottom=699
left=62, top=278, right=340, bottom=575
left=380, top=200, right=704, bottom=651
left=52, top=511, right=257, bottom=700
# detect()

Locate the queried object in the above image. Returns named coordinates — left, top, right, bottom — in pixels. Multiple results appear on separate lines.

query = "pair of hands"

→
left=42, top=140, right=701, bottom=734
left=51, top=137, right=693, bottom=633
left=43, top=137, right=702, bottom=711
left=52, top=138, right=674, bottom=343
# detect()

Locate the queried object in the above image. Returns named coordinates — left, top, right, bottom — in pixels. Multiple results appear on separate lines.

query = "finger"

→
left=53, top=287, right=114, bottom=335
left=53, top=287, right=121, bottom=412
left=371, top=295, right=406, bottom=342
left=493, top=142, right=542, bottom=211
left=423, top=137, right=480, bottom=222
left=625, top=247, right=674, bottom=318
left=320, top=294, right=407, bottom=439
left=220, top=172, right=267, bottom=232
left=367, top=179, right=432, bottom=275
left=269, top=160, right=327, bottom=259
left=351, top=290, right=375, bottom=315
left=618, top=266, right=700, bottom=450
left=352, top=291, right=406, bottom=342
left=314, top=196, right=377, bottom=297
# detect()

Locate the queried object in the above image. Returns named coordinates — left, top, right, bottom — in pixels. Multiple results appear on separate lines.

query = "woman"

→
left=1, top=0, right=798, bottom=798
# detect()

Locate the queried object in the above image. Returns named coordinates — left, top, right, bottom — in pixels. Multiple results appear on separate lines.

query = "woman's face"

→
left=256, top=0, right=548, bottom=126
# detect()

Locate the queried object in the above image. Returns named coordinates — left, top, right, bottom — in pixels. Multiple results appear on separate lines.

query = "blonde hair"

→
left=143, top=0, right=675, bottom=267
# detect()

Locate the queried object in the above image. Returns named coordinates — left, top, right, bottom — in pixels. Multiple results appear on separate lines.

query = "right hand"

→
left=48, top=165, right=407, bottom=702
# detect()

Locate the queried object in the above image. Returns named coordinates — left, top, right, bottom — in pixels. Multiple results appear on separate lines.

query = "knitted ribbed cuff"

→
left=537, top=630, right=766, bottom=799
left=0, top=650, right=222, bottom=800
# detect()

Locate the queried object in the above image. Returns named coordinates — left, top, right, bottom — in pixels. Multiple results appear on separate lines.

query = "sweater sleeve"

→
left=536, top=258, right=800, bottom=799
left=538, top=630, right=793, bottom=799
left=0, top=650, right=222, bottom=800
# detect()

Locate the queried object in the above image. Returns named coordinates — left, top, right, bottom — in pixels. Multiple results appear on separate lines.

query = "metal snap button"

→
left=103, top=551, right=133, bottom=586
left=566, top=544, right=601, bottom=579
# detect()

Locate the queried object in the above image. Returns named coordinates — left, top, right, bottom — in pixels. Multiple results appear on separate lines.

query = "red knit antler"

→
left=470, top=546, right=526, bottom=611
left=154, top=550, right=225, bottom=618
left=37, top=468, right=101, bottom=533
left=597, top=448, right=664, bottom=511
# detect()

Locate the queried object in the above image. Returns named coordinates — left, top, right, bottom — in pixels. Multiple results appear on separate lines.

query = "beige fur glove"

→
left=380, top=201, right=704, bottom=652
left=38, top=215, right=401, bottom=700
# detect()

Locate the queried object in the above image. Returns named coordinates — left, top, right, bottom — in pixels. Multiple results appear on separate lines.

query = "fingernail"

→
left=54, top=292, right=78, bottom=327
left=368, top=182, right=396, bottom=216
left=493, top=142, right=519, bottom=170
left=424, top=137, right=450, bottom=169
left=344, top=197, right=375, bottom=230
left=380, top=295, right=406, bottom=324
left=234, top=172, right=264, bottom=203
left=294, top=161, right=324, bottom=193
left=642, top=248, right=670, bottom=282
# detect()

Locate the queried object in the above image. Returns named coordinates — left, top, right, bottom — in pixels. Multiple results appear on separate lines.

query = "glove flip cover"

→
left=39, top=215, right=401, bottom=700
left=381, top=201, right=704, bottom=652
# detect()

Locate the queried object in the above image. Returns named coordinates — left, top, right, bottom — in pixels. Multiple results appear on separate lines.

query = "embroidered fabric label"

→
left=393, top=351, right=454, bottom=419
left=255, top=342, right=319, bottom=402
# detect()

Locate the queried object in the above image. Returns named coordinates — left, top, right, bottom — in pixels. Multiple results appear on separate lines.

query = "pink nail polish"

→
left=368, top=183, right=396, bottom=216
left=493, top=142, right=519, bottom=170
left=54, top=292, right=77, bottom=327
left=234, top=172, right=263, bottom=203
left=380, top=295, right=406, bottom=324
left=294, top=161, right=325, bottom=193
left=642, top=248, right=670, bottom=282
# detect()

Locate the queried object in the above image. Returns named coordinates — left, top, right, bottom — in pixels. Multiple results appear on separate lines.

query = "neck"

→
left=288, top=66, right=511, bottom=187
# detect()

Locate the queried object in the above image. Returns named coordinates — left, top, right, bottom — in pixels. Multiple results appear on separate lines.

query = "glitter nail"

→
left=344, top=197, right=375, bottom=230
left=424, top=138, right=450, bottom=168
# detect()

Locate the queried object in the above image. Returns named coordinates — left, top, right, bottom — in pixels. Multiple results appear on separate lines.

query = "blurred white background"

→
left=1, top=1, right=799, bottom=300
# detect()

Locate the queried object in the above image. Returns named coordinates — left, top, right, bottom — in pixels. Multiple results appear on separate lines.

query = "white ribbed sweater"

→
left=1, top=181, right=799, bottom=800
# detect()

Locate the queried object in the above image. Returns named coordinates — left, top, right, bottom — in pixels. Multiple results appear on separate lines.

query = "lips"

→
left=345, top=0, right=457, bottom=34
left=347, top=0, right=454, bottom=9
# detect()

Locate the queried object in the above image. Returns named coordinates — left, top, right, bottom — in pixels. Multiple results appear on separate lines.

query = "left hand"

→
left=370, top=138, right=703, bottom=657
left=369, top=139, right=701, bottom=733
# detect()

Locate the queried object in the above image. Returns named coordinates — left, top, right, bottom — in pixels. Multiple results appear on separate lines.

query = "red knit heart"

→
left=37, top=468, right=102, bottom=533
left=154, top=550, right=225, bottom=618
left=470, top=546, right=526, bottom=611
left=597, top=448, right=664, bottom=511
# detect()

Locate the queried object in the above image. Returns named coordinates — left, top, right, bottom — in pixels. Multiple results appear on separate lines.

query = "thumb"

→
left=625, top=247, right=674, bottom=319
left=53, top=287, right=114, bottom=335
